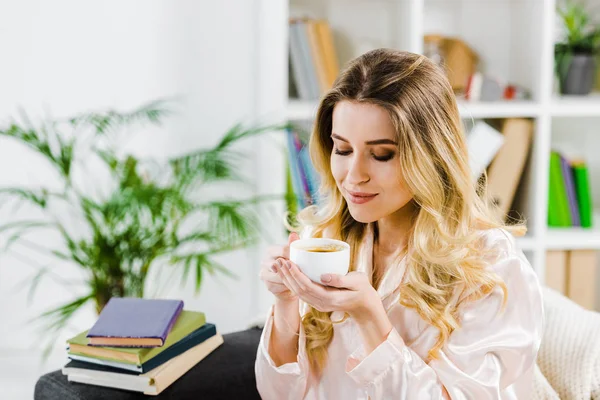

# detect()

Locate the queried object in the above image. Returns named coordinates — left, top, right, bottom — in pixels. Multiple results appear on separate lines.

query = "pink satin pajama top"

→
left=255, top=226, right=544, bottom=399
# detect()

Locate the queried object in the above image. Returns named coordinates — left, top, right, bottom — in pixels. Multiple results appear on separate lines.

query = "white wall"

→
left=0, top=1, right=266, bottom=396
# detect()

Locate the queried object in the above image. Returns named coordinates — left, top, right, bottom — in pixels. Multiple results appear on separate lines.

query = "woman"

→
left=256, top=49, right=543, bottom=399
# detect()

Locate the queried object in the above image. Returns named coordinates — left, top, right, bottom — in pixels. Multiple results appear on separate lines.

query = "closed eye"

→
left=334, top=148, right=352, bottom=156
left=373, top=152, right=395, bottom=162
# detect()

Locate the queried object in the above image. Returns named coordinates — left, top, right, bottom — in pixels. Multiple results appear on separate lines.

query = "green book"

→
left=573, top=161, right=593, bottom=228
left=548, top=151, right=572, bottom=227
left=67, top=310, right=205, bottom=365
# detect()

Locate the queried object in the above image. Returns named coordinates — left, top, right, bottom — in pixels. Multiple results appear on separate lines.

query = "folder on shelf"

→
left=466, top=121, right=504, bottom=183
left=289, top=21, right=314, bottom=101
left=566, top=250, right=598, bottom=310
left=545, top=250, right=568, bottom=295
left=305, top=19, right=329, bottom=93
left=548, top=151, right=572, bottom=227
left=572, top=160, right=593, bottom=228
left=560, top=154, right=581, bottom=226
left=486, top=118, right=533, bottom=221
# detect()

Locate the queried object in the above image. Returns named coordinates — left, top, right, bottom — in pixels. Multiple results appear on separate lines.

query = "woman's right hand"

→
left=259, top=232, right=300, bottom=303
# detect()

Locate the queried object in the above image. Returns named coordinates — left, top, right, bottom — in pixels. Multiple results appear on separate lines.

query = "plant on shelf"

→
left=0, top=100, right=284, bottom=355
left=555, top=0, right=600, bottom=95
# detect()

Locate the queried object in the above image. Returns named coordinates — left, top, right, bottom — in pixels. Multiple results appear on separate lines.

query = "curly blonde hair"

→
left=293, top=49, right=525, bottom=375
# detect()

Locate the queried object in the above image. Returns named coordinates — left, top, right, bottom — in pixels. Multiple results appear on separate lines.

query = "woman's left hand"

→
left=274, top=258, right=379, bottom=320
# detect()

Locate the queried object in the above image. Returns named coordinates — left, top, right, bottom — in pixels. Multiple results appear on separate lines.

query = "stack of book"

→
left=286, top=126, right=320, bottom=211
left=62, top=297, right=223, bottom=396
left=289, top=18, right=339, bottom=100
left=548, top=150, right=593, bottom=228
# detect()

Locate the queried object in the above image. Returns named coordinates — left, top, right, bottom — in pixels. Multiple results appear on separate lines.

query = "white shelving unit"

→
left=256, top=0, right=600, bottom=301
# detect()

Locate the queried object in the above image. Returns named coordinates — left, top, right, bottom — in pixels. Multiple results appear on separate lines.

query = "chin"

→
left=347, top=205, right=379, bottom=224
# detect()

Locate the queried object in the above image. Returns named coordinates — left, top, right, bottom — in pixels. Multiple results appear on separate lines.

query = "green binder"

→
left=572, top=161, right=593, bottom=228
left=548, top=151, right=572, bottom=227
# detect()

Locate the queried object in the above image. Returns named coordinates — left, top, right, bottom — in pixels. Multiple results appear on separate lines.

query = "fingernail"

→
left=285, top=260, right=292, bottom=270
left=321, top=274, right=331, bottom=283
left=271, top=263, right=278, bottom=273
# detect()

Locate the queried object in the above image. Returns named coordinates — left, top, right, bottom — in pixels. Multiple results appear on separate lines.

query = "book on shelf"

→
left=289, top=18, right=339, bottom=100
left=546, top=250, right=598, bottom=311
left=63, top=300, right=221, bottom=395
left=466, top=121, right=505, bottom=183
left=286, top=126, right=320, bottom=210
left=548, top=151, right=593, bottom=228
left=86, top=298, right=184, bottom=347
left=572, top=160, right=593, bottom=228
left=485, top=118, right=533, bottom=222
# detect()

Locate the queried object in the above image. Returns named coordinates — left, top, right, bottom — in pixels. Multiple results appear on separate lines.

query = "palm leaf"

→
left=68, top=99, right=171, bottom=135
left=0, top=187, right=65, bottom=209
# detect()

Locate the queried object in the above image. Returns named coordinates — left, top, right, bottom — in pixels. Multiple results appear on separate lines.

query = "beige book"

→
left=545, top=251, right=568, bottom=295
left=305, top=19, right=329, bottom=93
left=486, top=118, right=533, bottom=221
left=315, top=20, right=339, bottom=88
left=566, top=250, right=597, bottom=310
left=65, top=334, right=224, bottom=396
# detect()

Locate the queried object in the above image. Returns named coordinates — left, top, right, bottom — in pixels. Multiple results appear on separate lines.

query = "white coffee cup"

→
left=289, top=238, right=350, bottom=283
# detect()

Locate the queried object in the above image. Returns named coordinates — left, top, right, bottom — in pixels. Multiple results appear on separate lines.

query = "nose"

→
left=346, top=154, right=370, bottom=185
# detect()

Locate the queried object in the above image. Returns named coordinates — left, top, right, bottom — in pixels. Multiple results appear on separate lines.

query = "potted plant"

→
left=555, top=0, right=600, bottom=95
left=0, top=100, right=285, bottom=355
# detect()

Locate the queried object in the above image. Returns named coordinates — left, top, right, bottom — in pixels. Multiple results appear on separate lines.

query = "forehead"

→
left=331, top=101, right=396, bottom=140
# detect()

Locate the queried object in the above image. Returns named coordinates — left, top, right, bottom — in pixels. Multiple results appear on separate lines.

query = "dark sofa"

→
left=34, top=328, right=263, bottom=400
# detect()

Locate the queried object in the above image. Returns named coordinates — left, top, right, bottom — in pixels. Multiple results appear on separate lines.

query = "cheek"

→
left=380, top=163, right=411, bottom=194
left=330, top=157, right=346, bottom=182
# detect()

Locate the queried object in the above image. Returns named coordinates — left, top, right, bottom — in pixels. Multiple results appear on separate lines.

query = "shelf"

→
left=457, top=100, right=541, bottom=119
left=287, top=99, right=542, bottom=121
left=546, top=212, right=600, bottom=250
left=550, top=94, right=600, bottom=117
left=516, top=236, right=536, bottom=251
left=545, top=226, right=600, bottom=250
left=286, top=100, right=319, bottom=120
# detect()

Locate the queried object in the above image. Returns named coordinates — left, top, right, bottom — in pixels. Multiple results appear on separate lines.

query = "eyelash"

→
left=333, top=148, right=395, bottom=162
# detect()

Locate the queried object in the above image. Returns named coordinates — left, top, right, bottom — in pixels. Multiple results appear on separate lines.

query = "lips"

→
left=346, top=190, right=378, bottom=205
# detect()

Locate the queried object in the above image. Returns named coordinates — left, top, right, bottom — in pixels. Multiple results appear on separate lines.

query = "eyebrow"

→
left=331, top=133, right=397, bottom=146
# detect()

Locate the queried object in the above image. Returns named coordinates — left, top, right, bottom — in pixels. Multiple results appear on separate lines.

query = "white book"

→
left=63, top=334, right=224, bottom=396
left=67, top=353, right=142, bottom=373
left=466, top=121, right=505, bottom=183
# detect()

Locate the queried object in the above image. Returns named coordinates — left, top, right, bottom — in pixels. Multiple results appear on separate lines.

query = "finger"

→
left=286, top=261, right=333, bottom=304
left=288, top=232, right=300, bottom=245
left=282, top=232, right=300, bottom=259
left=279, top=260, right=304, bottom=295
left=320, top=271, right=364, bottom=289
left=259, top=267, right=283, bottom=284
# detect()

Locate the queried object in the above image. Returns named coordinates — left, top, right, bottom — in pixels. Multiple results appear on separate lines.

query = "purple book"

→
left=86, top=298, right=184, bottom=348
left=559, top=154, right=581, bottom=226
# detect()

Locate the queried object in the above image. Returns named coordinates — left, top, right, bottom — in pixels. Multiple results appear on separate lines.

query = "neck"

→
left=375, top=199, right=417, bottom=256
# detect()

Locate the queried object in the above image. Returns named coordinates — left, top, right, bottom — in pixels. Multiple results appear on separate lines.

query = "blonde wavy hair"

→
left=293, top=49, right=526, bottom=375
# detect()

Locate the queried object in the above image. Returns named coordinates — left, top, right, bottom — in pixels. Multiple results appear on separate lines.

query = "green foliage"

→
left=0, top=100, right=285, bottom=355
left=556, top=0, right=600, bottom=54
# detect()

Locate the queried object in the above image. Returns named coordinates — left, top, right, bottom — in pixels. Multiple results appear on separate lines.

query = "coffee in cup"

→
left=289, top=238, right=350, bottom=283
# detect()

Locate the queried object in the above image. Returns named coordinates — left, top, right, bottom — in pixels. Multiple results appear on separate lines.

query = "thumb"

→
left=283, top=232, right=300, bottom=259
left=288, top=232, right=300, bottom=245
left=320, top=271, right=363, bottom=289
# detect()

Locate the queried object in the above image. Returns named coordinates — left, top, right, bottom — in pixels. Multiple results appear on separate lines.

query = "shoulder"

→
left=476, top=228, right=533, bottom=275
left=473, top=228, right=542, bottom=311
